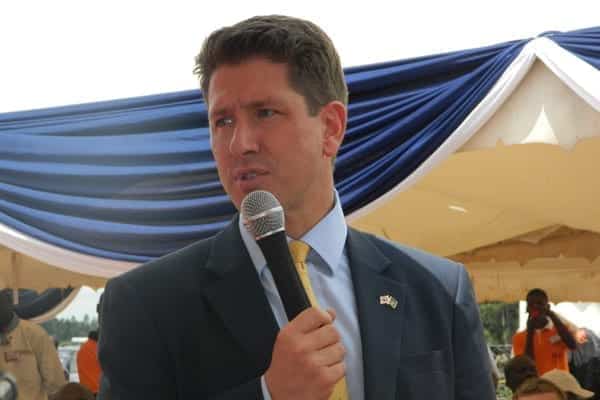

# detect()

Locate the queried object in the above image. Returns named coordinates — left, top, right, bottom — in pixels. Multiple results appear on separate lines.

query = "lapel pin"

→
left=379, top=294, right=398, bottom=309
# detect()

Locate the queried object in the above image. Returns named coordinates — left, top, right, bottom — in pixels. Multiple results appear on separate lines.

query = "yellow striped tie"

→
left=289, top=240, right=349, bottom=400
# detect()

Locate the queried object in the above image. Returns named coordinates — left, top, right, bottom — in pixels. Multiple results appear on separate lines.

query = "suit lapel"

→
left=203, top=219, right=279, bottom=372
left=347, top=229, right=407, bottom=400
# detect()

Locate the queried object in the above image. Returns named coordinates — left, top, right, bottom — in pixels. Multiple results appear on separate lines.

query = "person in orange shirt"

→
left=513, top=289, right=577, bottom=375
left=77, top=330, right=101, bottom=395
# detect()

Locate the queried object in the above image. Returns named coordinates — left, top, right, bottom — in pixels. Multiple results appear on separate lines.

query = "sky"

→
left=2, top=0, right=599, bottom=114
left=2, top=0, right=598, bottom=319
left=58, top=286, right=103, bottom=320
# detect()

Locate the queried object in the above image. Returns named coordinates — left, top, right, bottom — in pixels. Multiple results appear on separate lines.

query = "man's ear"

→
left=320, top=101, right=347, bottom=158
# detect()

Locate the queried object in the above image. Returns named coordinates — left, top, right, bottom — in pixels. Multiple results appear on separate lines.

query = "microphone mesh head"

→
left=241, top=190, right=285, bottom=239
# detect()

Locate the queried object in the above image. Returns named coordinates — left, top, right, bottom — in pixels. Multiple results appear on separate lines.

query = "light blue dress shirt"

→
left=238, top=192, right=364, bottom=400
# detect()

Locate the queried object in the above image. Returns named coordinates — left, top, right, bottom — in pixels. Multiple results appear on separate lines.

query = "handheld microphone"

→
left=0, top=373, right=17, bottom=400
left=241, top=190, right=311, bottom=320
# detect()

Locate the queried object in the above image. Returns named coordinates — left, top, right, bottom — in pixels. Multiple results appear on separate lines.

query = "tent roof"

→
left=0, top=245, right=106, bottom=291
left=350, top=60, right=600, bottom=302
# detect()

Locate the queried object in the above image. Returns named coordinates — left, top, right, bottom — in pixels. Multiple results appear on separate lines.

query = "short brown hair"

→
left=53, top=383, right=95, bottom=400
left=194, top=15, right=348, bottom=115
left=505, top=355, right=538, bottom=391
left=513, top=377, right=566, bottom=400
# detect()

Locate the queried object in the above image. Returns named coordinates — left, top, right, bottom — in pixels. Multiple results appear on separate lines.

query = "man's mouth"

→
left=234, top=169, right=268, bottom=184
left=239, top=172, right=258, bottom=181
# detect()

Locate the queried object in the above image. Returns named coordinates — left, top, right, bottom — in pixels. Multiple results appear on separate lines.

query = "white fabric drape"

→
left=0, top=222, right=137, bottom=279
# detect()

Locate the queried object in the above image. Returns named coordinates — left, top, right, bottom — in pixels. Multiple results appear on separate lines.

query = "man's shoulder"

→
left=15, top=319, right=51, bottom=346
left=103, top=222, right=248, bottom=311
left=79, top=339, right=97, bottom=352
left=349, top=228, right=473, bottom=305
left=513, top=330, right=527, bottom=341
left=353, top=227, right=455, bottom=261
left=352, top=229, right=464, bottom=284
left=110, top=234, right=217, bottom=289
left=512, top=330, right=526, bottom=355
left=18, top=318, right=45, bottom=335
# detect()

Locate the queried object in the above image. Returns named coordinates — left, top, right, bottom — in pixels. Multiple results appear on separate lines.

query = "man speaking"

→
left=98, top=15, right=495, bottom=399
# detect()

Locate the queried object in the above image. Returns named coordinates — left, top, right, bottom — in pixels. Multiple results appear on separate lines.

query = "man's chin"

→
left=232, top=187, right=272, bottom=209
left=238, top=184, right=280, bottom=199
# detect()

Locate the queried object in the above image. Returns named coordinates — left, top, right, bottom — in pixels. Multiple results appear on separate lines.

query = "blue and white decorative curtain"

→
left=1, top=27, right=599, bottom=278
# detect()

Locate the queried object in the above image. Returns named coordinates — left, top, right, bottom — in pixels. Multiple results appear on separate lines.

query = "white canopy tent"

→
left=350, top=38, right=600, bottom=302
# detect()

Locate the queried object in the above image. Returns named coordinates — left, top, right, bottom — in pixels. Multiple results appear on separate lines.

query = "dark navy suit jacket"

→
left=98, top=218, right=495, bottom=399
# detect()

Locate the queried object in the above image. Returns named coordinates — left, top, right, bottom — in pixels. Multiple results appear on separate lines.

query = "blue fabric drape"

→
left=1, top=28, right=599, bottom=262
left=548, top=27, right=600, bottom=69
left=337, top=39, right=526, bottom=211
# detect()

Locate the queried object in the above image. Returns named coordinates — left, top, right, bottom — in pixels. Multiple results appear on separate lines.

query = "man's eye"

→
left=215, top=117, right=233, bottom=127
left=257, top=109, right=275, bottom=118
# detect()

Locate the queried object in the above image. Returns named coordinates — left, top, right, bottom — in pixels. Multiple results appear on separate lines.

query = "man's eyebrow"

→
left=209, top=98, right=284, bottom=119
left=208, top=107, right=230, bottom=120
left=242, top=98, right=283, bottom=110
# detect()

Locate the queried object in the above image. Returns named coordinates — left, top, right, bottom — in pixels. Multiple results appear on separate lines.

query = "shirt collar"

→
left=239, top=191, right=347, bottom=277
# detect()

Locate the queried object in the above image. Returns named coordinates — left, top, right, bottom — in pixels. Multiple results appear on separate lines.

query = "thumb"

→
left=326, top=308, right=337, bottom=321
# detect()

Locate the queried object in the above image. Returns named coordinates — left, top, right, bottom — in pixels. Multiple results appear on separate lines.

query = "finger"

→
left=313, top=342, right=346, bottom=367
left=305, top=323, right=342, bottom=351
left=291, top=307, right=333, bottom=333
left=312, top=361, right=346, bottom=399
left=326, top=308, right=336, bottom=321
left=324, top=361, right=346, bottom=384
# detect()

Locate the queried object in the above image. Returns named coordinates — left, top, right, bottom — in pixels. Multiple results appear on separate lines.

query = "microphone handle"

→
left=257, top=231, right=311, bottom=320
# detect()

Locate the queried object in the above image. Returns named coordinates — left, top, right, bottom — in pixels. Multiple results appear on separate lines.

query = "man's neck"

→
left=284, top=191, right=336, bottom=239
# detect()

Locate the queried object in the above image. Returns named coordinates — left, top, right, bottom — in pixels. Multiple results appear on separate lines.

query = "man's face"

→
left=575, top=328, right=588, bottom=344
left=527, top=293, right=549, bottom=329
left=207, top=58, right=345, bottom=215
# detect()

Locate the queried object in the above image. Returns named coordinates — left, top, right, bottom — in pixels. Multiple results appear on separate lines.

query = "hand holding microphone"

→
left=242, top=190, right=346, bottom=400
left=266, top=307, right=346, bottom=400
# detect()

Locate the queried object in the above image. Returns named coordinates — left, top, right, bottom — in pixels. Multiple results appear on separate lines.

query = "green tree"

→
left=41, top=314, right=98, bottom=344
left=479, top=302, right=519, bottom=345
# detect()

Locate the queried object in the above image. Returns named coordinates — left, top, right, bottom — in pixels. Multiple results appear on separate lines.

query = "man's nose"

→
left=229, top=121, right=259, bottom=155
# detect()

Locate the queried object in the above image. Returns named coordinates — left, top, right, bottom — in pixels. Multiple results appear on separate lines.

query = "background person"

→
left=0, top=290, right=66, bottom=400
left=76, top=330, right=101, bottom=395
left=50, top=382, right=95, bottom=400
left=569, top=327, right=600, bottom=400
left=513, top=289, right=576, bottom=375
left=505, top=355, right=539, bottom=393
